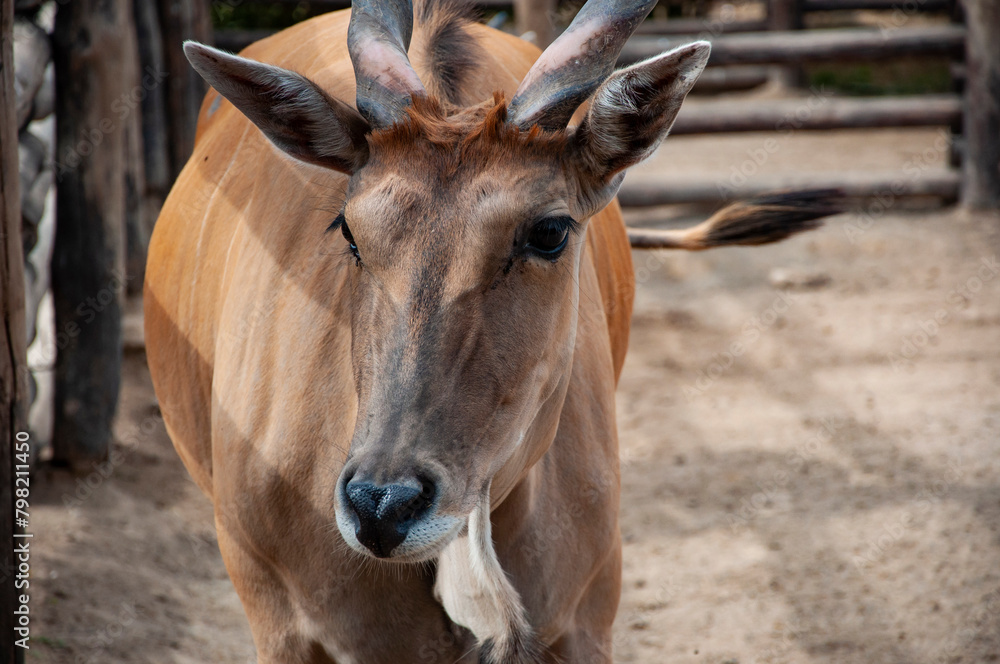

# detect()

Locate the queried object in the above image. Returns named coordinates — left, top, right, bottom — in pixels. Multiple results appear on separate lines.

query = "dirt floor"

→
left=25, top=116, right=1000, bottom=663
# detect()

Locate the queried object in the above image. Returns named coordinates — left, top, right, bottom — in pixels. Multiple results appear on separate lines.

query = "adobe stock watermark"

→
left=221, top=302, right=269, bottom=345
left=843, top=129, right=950, bottom=244
left=21, top=268, right=134, bottom=380
left=885, top=255, right=999, bottom=372
left=615, top=574, right=694, bottom=636
left=693, top=0, right=757, bottom=42
left=852, top=458, right=964, bottom=573
left=717, top=87, right=831, bottom=198
left=70, top=602, right=139, bottom=663
left=747, top=615, right=807, bottom=664
left=520, top=468, right=617, bottom=564
left=878, top=0, right=942, bottom=36
left=728, top=415, right=843, bottom=533
left=682, top=289, right=799, bottom=400
left=60, top=415, right=164, bottom=517
left=54, top=65, right=169, bottom=181
left=932, top=586, right=1000, bottom=663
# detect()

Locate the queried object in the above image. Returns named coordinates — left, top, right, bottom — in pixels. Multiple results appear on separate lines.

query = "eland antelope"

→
left=144, top=0, right=837, bottom=661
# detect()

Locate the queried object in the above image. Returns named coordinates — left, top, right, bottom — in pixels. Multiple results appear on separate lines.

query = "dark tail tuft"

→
left=700, top=188, right=844, bottom=248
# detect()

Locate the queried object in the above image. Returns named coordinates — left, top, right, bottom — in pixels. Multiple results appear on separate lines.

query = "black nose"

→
left=343, top=478, right=435, bottom=557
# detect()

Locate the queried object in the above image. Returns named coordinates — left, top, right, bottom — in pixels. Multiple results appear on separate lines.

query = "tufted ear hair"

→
left=571, top=41, right=711, bottom=215
left=184, top=42, right=371, bottom=174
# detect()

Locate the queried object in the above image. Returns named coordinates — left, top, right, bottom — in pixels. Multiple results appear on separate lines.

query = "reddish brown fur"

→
left=146, top=7, right=635, bottom=663
left=368, top=93, right=569, bottom=176
left=150, top=6, right=835, bottom=660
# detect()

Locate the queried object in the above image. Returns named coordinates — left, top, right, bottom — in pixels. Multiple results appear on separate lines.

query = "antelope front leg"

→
left=215, top=522, right=335, bottom=664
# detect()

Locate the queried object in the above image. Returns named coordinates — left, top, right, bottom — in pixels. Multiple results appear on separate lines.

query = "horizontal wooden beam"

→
left=227, top=0, right=349, bottom=6
left=222, top=0, right=514, bottom=8
left=689, top=66, right=770, bottom=94
left=618, top=171, right=960, bottom=206
left=620, top=25, right=966, bottom=66
left=671, top=94, right=961, bottom=134
left=213, top=27, right=771, bottom=95
left=232, top=0, right=946, bottom=13
left=802, top=0, right=952, bottom=11
left=633, top=18, right=768, bottom=36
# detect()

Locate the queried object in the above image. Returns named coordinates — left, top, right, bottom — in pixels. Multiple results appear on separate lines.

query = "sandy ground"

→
left=24, top=119, right=1000, bottom=663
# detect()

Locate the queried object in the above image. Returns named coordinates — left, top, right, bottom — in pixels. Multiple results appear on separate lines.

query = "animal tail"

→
left=627, top=189, right=843, bottom=250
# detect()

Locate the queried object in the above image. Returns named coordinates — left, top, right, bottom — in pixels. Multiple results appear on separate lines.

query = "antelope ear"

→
left=183, top=42, right=371, bottom=174
left=571, top=42, right=710, bottom=214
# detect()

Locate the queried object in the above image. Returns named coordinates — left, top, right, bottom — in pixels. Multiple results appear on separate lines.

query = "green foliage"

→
left=212, top=1, right=316, bottom=30
left=806, top=57, right=952, bottom=96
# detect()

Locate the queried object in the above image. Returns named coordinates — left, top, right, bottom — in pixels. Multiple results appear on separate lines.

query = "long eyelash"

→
left=548, top=215, right=579, bottom=234
left=522, top=216, right=579, bottom=246
left=327, top=212, right=345, bottom=233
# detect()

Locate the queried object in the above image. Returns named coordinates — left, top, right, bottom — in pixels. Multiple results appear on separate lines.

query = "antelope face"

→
left=332, top=100, right=587, bottom=560
left=185, top=0, right=709, bottom=561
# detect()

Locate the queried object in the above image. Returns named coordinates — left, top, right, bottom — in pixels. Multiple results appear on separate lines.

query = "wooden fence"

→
left=613, top=1, right=993, bottom=208
left=210, top=0, right=998, bottom=209
left=8, top=0, right=998, bottom=464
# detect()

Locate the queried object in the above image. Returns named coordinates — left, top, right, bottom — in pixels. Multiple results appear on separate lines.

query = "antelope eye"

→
left=526, top=216, right=575, bottom=257
left=341, top=220, right=357, bottom=251
left=333, top=213, right=359, bottom=260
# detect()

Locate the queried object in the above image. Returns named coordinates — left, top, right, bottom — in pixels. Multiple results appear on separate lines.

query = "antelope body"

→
left=145, top=1, right=834, bottom=661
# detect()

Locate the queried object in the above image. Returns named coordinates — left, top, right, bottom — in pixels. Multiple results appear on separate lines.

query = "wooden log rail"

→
left=213, top=3, right=767, bottom=51
left=211, top=28, right=772, bottom=96
left=219, top=0, right=513, bottom=10
left=618, top=171, right=961, bottom=207
left=620, top=25, right=966, bottom=66
left=801, top=0, right=953, bottom=11
left=688, top=66, right=771, bottom=94
left=203, top=1, right=993, bottom=211
left=215, top=25, right=965, bottom=70
left=221, top=0, right=956, bottom=15
left=633, top=18, right=768, bottom=36
left=671, top=95, right=962, bottom=135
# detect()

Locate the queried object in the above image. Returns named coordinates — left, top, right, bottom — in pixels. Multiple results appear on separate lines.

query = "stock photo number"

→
left=13, top=431, right=33, bottom=650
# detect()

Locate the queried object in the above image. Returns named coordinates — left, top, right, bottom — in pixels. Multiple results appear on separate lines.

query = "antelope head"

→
left=184, top=0, right=708, bottom=656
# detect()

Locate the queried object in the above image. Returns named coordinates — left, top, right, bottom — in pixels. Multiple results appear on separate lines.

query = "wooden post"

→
left=947, top=6, right=964, bottom=170
left=1, top=0, right=27, bottom=660
left=124, top=97, right=148, bottom=294
left=960, top=0, right=1000, bottom=208
left=157, top=0, right=214, bottom=181
left=134, top=0, right=171, bottom=251
left=768, top=0, right=802, bottom=32
left=51, top=0, right=137, bottom=467
left=768, top=0, right=804, bottom=88
left=514, top=0, right=557, bottom=48
left=668, top=95, right=962, bottom=134
left=122, top=4, right=148, bottom=294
